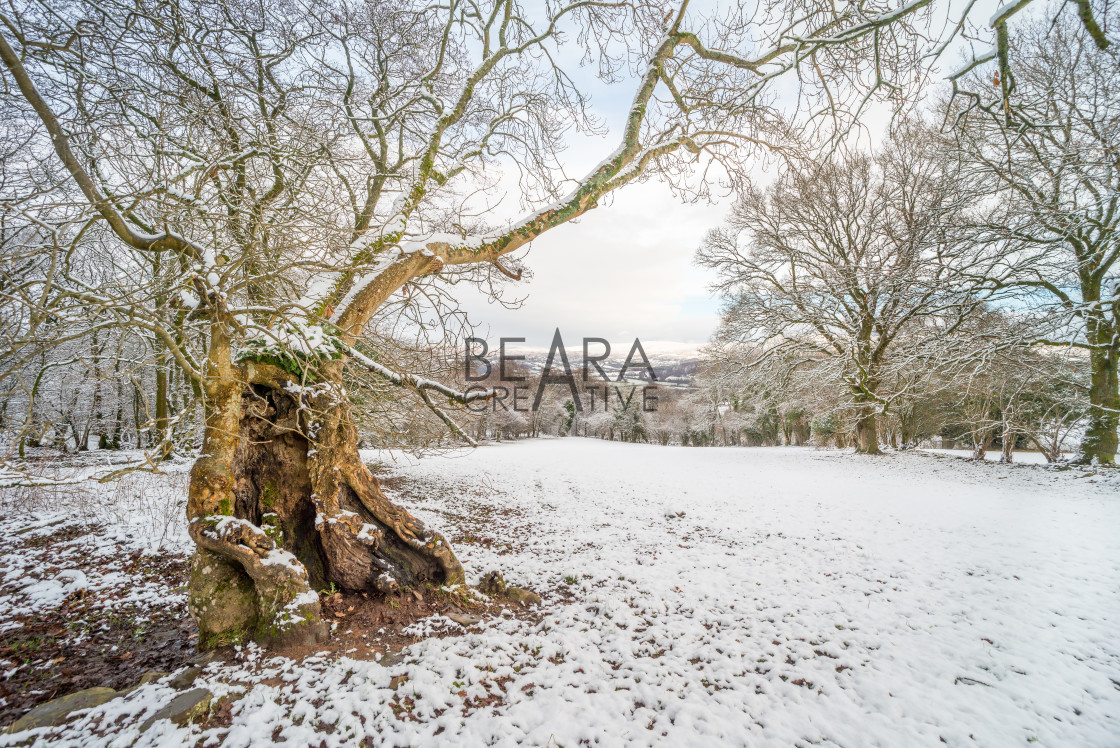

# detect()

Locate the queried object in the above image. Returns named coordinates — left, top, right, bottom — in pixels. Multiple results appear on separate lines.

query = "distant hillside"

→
left=510, top=353, right=700, bottom=387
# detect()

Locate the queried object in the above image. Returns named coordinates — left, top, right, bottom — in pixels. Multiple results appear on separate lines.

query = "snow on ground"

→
left=920, top=448, right=1071, bottom=465
left=4, top=440, right=1120, bottom=747
left=0, top=466, right=197, bottom=724
left=0, top=468, right=191, bottom=634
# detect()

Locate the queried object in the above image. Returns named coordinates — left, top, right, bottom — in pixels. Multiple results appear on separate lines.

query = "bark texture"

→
left=1078, top=325, right=1118, bottom=465
left=186, top=356, right=464, bottom=649
left=853, top=402, right=882, bottom=455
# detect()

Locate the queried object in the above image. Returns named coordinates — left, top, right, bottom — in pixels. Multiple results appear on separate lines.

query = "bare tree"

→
left=949, top=3, right=1119, bottom=464
left=698, top=122, right=992, bottom=453
left=941, top=318, right=1087, bottom=463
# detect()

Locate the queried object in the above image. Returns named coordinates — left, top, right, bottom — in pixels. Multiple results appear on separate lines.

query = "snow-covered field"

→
left=3, top=440, right=1119, bottom=747
left=920, top=448, right=1070, bottom=465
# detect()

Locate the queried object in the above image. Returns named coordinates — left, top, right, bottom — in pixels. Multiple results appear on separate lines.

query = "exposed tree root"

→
left=186, top=362, right=464, bottom=650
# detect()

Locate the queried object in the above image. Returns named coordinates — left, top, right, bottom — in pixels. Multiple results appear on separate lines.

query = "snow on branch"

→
left=988, top=0, right=1035, bottom=28
left=346, top=345, right=494, bottom=405
left=0, top=28, right=212, bottom=265
left=346, top=345, right=494, bottom=447
left=948, top=47, right=996, bottom=81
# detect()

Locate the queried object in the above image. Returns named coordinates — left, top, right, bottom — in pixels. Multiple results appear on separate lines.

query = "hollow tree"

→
left=2, top=0, right=959, bottom=648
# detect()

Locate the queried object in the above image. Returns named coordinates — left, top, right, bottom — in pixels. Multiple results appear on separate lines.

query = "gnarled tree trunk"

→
left=186, top=352, right=463, bottom=649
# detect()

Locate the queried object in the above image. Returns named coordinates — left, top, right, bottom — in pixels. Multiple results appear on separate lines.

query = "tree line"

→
left=697, top=10, right=1117, bottom=463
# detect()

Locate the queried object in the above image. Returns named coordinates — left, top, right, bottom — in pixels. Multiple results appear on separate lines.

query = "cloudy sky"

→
left=458, top=178, right=730, bottom=359
left=457, top=36, right=740, bottom=360
left=453, top=0, right=990, bottom=361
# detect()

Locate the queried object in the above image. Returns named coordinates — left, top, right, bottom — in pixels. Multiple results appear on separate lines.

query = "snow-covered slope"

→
left=9, top=440, right=1120, bottom=747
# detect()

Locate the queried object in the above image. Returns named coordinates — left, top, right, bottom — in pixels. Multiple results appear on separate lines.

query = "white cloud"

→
left=459, top=178, right=729, bottom=356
